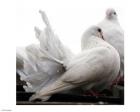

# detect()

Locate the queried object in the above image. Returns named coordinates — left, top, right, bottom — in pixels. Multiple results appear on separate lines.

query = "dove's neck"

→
left=81, top=35, right=106, bottom=50
left=105, top=17, right=119, bottom=25
left=106, top=15, right=118, bottom=20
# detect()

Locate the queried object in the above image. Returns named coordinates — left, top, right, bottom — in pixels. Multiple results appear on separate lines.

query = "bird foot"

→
left=111, top=75, right=124, bottom=89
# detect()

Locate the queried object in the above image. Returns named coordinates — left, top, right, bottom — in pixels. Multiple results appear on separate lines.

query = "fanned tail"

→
left=16, top=10, right=74, bottom=95
left=16, top=44, right=65, bottom=92
left=36, top=10, right=74, bottom=66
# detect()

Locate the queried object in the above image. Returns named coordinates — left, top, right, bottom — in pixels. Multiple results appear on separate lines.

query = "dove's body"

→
left=98, top=8, right=124, bottom=76
left=30, top=35, right=120, bottom=101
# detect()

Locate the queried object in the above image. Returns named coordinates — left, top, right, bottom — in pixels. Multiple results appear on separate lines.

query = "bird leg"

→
left=110, top=71, right=124, bottom=88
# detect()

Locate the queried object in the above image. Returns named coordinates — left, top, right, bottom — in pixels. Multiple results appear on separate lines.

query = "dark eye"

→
left=113, top=12, right=116, bottom=15
left=97, top=28, right=101, bottom=32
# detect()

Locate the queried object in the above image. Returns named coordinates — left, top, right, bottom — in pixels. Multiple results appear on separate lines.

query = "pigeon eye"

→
left=113, top=12, right=116, bottom=15
left=97, top=28, right=101, bottom=32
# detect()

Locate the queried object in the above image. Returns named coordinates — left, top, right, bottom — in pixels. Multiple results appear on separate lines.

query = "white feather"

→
left=16, top=11, right=74, bottom=93
left=97, top=8, right=124, bottom=76
left=30, top=26, right=120, bottom=101
left=17, top=10, right=121, bottom=101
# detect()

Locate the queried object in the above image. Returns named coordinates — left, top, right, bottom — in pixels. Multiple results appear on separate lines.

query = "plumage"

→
left=29, top=26, right=120, bottom=101
left=97, top=8, right=124, bottom=77
left=16, top=10, right=121, bottom=101
left=16, top=11, right=74, bottom=93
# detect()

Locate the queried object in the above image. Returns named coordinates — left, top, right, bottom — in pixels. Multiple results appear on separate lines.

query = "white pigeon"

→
left=97, top=8, right=124, bottom=79
left=16, top=10, right=74, bottom=92
left=29, top=26, right=120, bottom=101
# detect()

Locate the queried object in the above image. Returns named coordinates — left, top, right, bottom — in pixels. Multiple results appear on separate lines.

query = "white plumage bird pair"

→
left=16, top=8, right=123, bottom=101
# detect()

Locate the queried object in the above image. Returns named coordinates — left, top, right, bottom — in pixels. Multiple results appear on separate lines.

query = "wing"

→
left=62, top=59, right=104, bottom=85
left=62, top=47, right=118, bottom=85
left=29, top=49, right=110, bottom=101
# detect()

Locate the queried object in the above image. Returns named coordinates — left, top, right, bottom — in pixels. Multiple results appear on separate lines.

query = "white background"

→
left=16, top=0, right=125, bottom=54
left=0, top=0, right=140, bottom=112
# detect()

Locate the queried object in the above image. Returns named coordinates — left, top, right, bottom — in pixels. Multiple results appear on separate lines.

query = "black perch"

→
left=16, top=74, right=124, bottom=105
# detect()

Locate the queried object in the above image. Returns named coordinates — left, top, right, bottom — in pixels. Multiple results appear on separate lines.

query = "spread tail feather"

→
left=16, top=10, right=74, bottom=96
left=36, top=10, right=74, bottom=66
left=16, top=45, right=65, bottom=92
left=34, top=26, right=41, bottom=39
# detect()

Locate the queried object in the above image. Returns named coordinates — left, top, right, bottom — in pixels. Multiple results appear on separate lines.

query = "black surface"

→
left=16, top=85, right=124, bottom=105
left=16, top=74, right=124, bottom=105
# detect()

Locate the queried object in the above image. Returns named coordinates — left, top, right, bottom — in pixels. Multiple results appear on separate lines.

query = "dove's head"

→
left=81, top=26, right=104, bottom=50
left=83, top=26, right=104, bottom=40
left=106, top=8, right=117, bottom=20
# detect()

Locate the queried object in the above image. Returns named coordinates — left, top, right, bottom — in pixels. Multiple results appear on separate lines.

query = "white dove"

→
left=97, top=8, right=124, bottom=81
left=16, top=10, right=74, bottom=93
left=29, top=26, right=120, bottom=101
